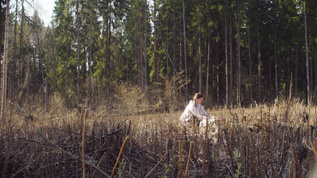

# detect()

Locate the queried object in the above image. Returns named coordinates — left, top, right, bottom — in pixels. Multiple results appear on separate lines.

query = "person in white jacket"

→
left=179, top=93, right=217, bottom=127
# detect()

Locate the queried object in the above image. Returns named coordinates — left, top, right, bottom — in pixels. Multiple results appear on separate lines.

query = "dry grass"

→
left=0, top=95, right=317, bottom=177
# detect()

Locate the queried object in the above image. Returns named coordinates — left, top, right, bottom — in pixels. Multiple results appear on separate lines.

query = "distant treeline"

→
left=1, top=0, right=317, bottom=109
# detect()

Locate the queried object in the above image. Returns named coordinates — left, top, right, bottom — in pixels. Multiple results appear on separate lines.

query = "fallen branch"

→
left=290, top=141, right=303, bottom=178
left=23, top=118, right=110, bottom=177
left=144, top=152, right=168, bottom=178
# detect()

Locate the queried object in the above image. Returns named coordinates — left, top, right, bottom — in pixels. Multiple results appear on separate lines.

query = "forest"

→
left=0, top=0, right=316, bottom=110
left=1, top=0, right=317, bottom=177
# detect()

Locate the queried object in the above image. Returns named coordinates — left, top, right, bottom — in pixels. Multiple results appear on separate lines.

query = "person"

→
left=179, top=93, right=217, bottom=127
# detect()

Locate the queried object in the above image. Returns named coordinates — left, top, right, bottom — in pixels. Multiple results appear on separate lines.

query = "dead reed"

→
left=110, top=135, right=129, bottom=178
left=0, top=96, right=317, bottom=177
left=82, top=110, right=88, bottom=178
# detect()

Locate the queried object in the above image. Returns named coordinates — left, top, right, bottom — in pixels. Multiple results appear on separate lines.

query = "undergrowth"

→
left=0, top=95, right=317, bottom=177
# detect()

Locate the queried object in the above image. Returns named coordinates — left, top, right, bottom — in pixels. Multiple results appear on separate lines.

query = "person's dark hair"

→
left=193, top=93, right=203, bottom=101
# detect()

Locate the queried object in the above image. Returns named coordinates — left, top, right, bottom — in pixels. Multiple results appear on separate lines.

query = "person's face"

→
left=196, top=97, right=203, bottom=105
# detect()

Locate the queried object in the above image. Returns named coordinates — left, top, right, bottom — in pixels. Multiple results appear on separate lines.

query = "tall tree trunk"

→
left=45, top=77, right=49, bottom=112
left=32, top=51, right=36, bottom=103
left=76, top=0, right=81, bottom=105
left=224, top=3, right=229, bottom=106
left=65, top=23, right=70, bottom=108
left=248, top=26, right=252, bottom=103
left=198, top=0, right=202, bottom=93
left=304, top=2, right=310, bottom=105
left=36, top=20, right=45, bottom=106
left=269, top=48, right=272, bottom=101
left=11, top=0, right=18, bottom=100
left=1, top=0, right=10, bottom=120
left=315, top=49, right=317, bottom=94
left=287, top=48, right=291, bottom=98
left=257, top=31, right=262, bottom=104
left=105, top=0, right=111, bottom=97
left=274, top=39, right=278, bottom=99
left=216, top=39, right=220, bottom=103
left=108, top=5, right=111, bottom=92
left=144, top=1, right=148, bottom=92
left=166, top=13, right=169, bottom=79
left=206, top=35, right=210, bottom=105
left=88, top=6, right=93, bottom=107
left=27, top=52, right=30, bottom=105
left=154, top=0, right=158, bottom=85
left=310, top=51, right=313, bottom=96
left=52, top=24, right=57, bottom=94
left=0, top=0, right=10, bottom=174
left=172, top=2, right=176, bottom=90
left=295, top=44, right=298, bottom=98
left=229, top=15, right=233, bottom=106
left=237, top=0, right=241, bottom=105
left=139, top=14, right=143, bottom=89
left=179, top=27, right=183, bottom=79
left=183, top=0, right=188, bottom=99
left=18, top=0, right=25, bottom=100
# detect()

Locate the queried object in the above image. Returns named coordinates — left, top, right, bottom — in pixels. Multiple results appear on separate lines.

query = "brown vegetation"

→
left=1, top=96, right=317, bottom=177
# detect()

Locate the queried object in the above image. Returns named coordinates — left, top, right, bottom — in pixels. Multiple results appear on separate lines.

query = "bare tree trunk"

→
left=198, top=0, right=202, bottom=93
left=183, top=0, right=188, bottom=99
left=206, top=35, right=210, bottom=105
left=45, top=77, right=49, bottom=112
left=310, top=51, right=313, bottom=97
left=36, top=19, right=45, bottom=106
left=76, top=0, right=81, bottom=105
left=287, top=49, right=291, bottom=98
left=144, top=0, right=148, bottom=92
left=11, top=0, right=18, bottom=100
left=32, top=51, right=36, bottom=103
left=27, top=53, right=30, bottom=105
left=237, top=0, right=241, bottom=105
left=52, top=23, right=57, bottom=94
left=166, top=14, right=169, bottom=80
left=229, top=15, right=233, bottom=106
left=248, top=26, right=252, bottom=103
left=216, top=39, right=220, bottom=103
left=295, top=44, right=298, bottom=98
left=105, top=0, right=111, bottom=97
left=257, top=31, right=262, bottom=104
left=179, top=27, right=183, bottom=78
left=108, top=4, right=111, bottom=92
left=275, top=39, right=278, bottom=99
left=18, top=0, right=25, bottom=101
left=224, top=3, right=229, bottom=106
left=172, top=2, right=176, bottom=93
left=304, top=2, right=310, bottom=105
left=154, top=0, right=158, bottom=84
left=315, top=49, right=317, bottom=95
left=1, top=0, right=10, bottom=120
left=139, top=14, right=143, bottom=89
left=88, top=6, right=93, bottom=107
left=65, top=23, right=70, bottom=108
left=269, top=48, right=272, bottom=101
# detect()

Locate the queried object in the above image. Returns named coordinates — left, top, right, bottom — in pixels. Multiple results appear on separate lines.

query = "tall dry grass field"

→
left=1, top=95, right=317, bottom=177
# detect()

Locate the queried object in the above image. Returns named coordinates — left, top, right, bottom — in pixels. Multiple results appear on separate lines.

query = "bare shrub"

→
left=114, top=82, right=148, bottom=114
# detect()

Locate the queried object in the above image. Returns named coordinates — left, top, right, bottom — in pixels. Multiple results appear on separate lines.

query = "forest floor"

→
left=1, top=97, right=317, bottom=177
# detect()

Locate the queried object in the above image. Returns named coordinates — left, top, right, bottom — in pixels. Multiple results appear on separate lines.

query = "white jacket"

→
left=179, top=100, right=211, bottom=123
